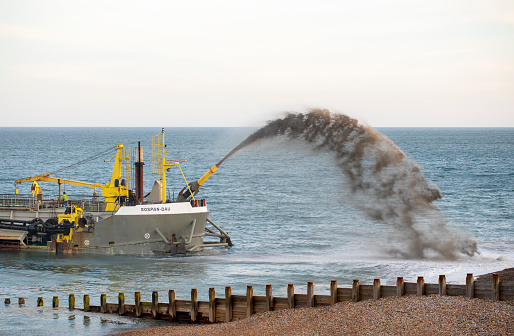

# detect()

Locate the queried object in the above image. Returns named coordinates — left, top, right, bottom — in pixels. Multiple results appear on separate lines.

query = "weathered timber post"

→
left=168, top=290, right=176, bottom=322
left=466, top=273, right=475, bottom=299
left=83, top=295, right=90, bottom=312
left=352, top=280, right=360, bottom=302
left=307, top=282, right=314, bottom=307
left=118, top=293, right=125, bottom=316
left=134, top=292, right=141, bottom=318
left=209, top=288, right=216, bottom=323
left=492, top=274, right=500, bottom=301
left=191, top=289, right=198, bottom=322
left=18, top=298, right=25, bottom=305
left=438, top=275, right=447, bottom=295
left=417, top=277, right=425, bottom=297
left=330, top=281, right=338, bottom=305
left=373, top=279, right=381, bottom=300
left=287, top=284, right=295, bottom=309
left=266, top=284, right=273, bottom=311
left=396, top=277, right=404, bottom=297
left=68, top=294, right=75, bottom=310
left=246, top=286, right=253, bottom=318
left=4, top=298, right=10, bottom=305
left=37, top=297, right=44, bottom=307
left=152, top=291, right=158, bottom=319
left=225, top=286, right=232, bottom=322
left=52, top=296, right=59, bottom=308
left=100, top=294, right=107, bottom=313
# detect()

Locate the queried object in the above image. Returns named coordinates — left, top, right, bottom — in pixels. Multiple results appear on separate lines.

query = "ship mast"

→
left=160, top=129, right=167, bottom=202
left=152, top=128, right=175, bottom=203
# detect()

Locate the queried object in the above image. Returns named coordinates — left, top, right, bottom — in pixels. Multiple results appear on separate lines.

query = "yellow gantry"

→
left=152, top=128, right=168, bottom=202
left=151, top=128, right=198, bottom=203
left=15, top=144, right=132, bottom=212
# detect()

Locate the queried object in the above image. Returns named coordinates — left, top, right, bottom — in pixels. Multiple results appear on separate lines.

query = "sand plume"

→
left=219, top=109, right=477, bottom=259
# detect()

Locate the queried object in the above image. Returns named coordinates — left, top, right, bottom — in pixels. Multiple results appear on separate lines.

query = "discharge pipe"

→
left=176, top=164, right=218, bottom=202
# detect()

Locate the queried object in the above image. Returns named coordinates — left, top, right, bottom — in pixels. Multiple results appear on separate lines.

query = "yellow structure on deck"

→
left=15, top=145, right=134, bottom=212
left=152, top=128, right=196, bottom=203
left=56, top=206, right=84, bottom=243
left=151, top=128, right=219, bottom=203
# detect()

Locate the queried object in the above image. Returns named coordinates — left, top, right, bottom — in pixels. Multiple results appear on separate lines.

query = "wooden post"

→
left=352, top=280, right=360, bottom=302
left=152, top=291, right=158, bottom=319
left=101, top=294, right=107, bottom=313
left=83, top=295, right=90, bottom=312
left=4, top=298, right=10, bottom=305
left=438, top=275, right=447, bottom=295
left=209, top=288, right=216, bottom=323
left=18, top=298, right=25, bottom=305
left=266, top=284, right=273, bottom=311
left=135, top=292, right=141, bottom=318
left=168, top=290, right=176, bottom=322
left=68, top=294, right=75, bottom=310
left=225, top=286, right=232, bottom=323
left=396, top=277, right=404, bottom=297
left=373, top=279, right=381, bottom=300
left=37, top=297, right=44, bottom=307
left=118, top=293, right=125, bottom=316
left=417, top=277, right=425, bottom=297
left=307, top=282, right=314, bottom=307
left=246, top=286, right=253, bottom=318
left=52, top=296, right=59, bottom=308
left=330, top=281, right=338, bottom=305
left=191, top=289, right=198, bottom=322
left=492, top=274, right=500, bottom=301
left=466, top=273, right=475, bottom=298
left=287, top=284, right=295, bottom=309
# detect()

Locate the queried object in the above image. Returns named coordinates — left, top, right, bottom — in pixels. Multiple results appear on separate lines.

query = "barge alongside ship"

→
left=0, top=129, right=231, bottom=254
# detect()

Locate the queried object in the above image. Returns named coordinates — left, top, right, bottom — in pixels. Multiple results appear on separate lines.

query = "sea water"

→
left=0, top=127, right=512, bottom=335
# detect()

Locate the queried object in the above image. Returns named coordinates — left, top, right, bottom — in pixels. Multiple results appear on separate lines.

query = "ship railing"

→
left=80, top=201, right=108, bottom=213
left=0, top=194, right=108, bottom=212
left=0, top=193, right=68, bottom=210
left=59, top=194, right=109, bottom=213
left=0, top=194, right=36, bottom=209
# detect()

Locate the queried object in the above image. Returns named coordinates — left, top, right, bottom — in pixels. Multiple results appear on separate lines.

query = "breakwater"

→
left=5, top=273, right=512, bottom=325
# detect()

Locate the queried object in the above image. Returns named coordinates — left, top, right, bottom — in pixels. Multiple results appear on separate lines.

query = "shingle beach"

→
left=118, top=269, right=514, bottom=336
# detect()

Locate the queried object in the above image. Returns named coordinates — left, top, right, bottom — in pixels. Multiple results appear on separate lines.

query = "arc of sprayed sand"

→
left=215, top=109, right=477, bottom=259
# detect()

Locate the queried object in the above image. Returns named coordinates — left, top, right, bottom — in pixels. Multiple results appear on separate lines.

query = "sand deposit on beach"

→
left=118, top=295, right=513, bottom=336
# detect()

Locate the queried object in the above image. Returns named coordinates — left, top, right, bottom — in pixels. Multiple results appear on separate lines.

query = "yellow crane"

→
left=15, top=144, right=131, bottom=212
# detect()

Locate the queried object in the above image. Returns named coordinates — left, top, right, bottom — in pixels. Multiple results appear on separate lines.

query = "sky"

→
left=0, top=0, right=513, bottom=127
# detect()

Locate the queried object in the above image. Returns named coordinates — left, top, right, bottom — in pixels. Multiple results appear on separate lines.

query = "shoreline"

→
left=116, top=268, right=514, bottom=336
left=476, top=267, right=514, bottom=282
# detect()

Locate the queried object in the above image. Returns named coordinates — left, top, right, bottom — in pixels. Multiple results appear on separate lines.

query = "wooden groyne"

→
left=6, top=273, right=513, bottom=324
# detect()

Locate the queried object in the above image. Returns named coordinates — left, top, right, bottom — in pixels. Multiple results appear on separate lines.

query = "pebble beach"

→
left=118, top=269, right=514, bottom=336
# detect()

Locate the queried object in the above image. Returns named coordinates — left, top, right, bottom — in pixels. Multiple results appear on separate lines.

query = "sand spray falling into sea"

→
left=217, top=109, right=478, bottom=260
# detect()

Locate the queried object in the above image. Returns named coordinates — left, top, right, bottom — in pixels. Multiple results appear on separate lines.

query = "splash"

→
left=219, top=109, right=478, bottom=260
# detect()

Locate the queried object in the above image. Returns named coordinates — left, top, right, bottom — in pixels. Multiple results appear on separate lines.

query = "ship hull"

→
left=0, top=202, right=210, bottom=254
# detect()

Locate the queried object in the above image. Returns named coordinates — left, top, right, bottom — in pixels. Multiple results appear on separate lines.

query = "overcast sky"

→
left=1, top=0, right=513, bottom=127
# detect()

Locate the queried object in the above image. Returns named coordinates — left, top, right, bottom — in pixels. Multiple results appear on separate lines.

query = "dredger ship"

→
left=0, top=129, right=232, bottom=254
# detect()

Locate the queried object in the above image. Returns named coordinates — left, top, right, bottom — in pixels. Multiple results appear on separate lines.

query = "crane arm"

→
left=15, top=174, right=105, bottom=189
left=14, top=144, right=130, bottom=212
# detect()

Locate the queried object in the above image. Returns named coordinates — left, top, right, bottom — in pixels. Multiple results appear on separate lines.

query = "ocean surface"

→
left=0, top=127, right=512, bottom=335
